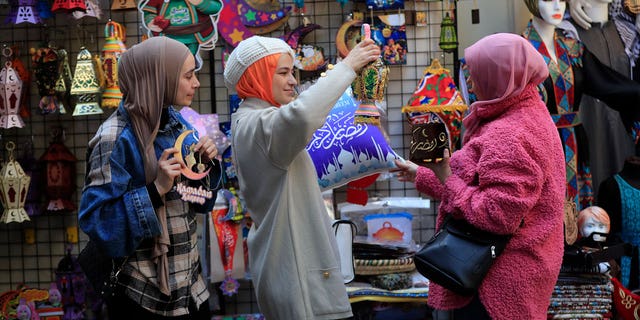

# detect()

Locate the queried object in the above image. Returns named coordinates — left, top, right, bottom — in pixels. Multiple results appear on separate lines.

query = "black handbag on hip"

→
left=414, top=216, right=512, bottom=296
left=77, top=240, right=128, bottom=300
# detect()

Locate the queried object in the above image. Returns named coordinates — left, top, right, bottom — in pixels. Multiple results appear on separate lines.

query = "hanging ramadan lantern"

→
left=439, top=12, right=458, bottom=53
left=401, top=59, right=467, bottom=163
left=9, top=46, right=32, bottom=119
left=40, top=128, right=77, bottom=212
left=71, top=0, right=101, bottom=19
left=101, top=21, right=126, bottom=108
left=352, top=23, right=389, bottom=125
left=51, top=0, right=86, bottom=13
left=0, top=47, right=25, bottom=128
left=31, top=45, right=62, bottom=114
left=6, top=0, right=42, bottom=24
left=53, top=48, right=72, bottom=115
left=0, top=141, right=31, bottom=224
left=70, top=47, right=102, bottom=116
left=18, top=140, right=42, bottom=217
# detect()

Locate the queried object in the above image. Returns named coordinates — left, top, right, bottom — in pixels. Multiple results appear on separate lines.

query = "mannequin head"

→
left=577, top=206, right=611, bottom=241
left=524, top=0, right=567, bottom=25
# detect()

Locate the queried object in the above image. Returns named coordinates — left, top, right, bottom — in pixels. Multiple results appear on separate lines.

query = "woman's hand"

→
left=424, top=149, right=452, bottom=184
left=193, top=135, right=219, bottom=162
left=342, top=38, right=381, bottom=73
left=391, top=159, right=419, bottom=183
left=155, top=147, right=182, bottom=196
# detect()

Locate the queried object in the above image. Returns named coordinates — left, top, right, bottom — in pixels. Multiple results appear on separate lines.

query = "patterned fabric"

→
left=547, top=273, right=613, bottom=319
left=615, top=174, right=640, bottom=288
left=611, top=0, right=640, bottom=67
left=523, top=22, right=594, bottom=210
left=611, top=277, right=640, bottom=320
left=402, top=59, right=467, bottom=150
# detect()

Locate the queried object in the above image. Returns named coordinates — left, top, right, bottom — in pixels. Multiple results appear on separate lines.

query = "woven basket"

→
left=354, top=257, right=416, bottom=275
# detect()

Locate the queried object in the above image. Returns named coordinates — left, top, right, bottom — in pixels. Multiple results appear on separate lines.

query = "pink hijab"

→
left=462, top=33, right=549, bottom=143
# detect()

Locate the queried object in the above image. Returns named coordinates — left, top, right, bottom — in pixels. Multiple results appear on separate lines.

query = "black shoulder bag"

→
left=77, top=240, right=128, bottom=300
left=413, top=216, right=512, bottom=296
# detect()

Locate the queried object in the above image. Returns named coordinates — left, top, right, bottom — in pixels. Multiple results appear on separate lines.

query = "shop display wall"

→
left=0, top=0, right=451, bottom=313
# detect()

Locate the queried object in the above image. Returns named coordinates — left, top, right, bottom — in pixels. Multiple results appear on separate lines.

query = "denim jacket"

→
left=79, top=104, right=219, bottom=258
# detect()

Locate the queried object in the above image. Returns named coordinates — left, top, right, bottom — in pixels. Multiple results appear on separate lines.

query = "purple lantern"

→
left=6, top=0, right=43, bottom=24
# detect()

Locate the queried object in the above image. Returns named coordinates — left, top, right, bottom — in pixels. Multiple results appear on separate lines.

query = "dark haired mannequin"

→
left=597, top=156, right=640, bottom=289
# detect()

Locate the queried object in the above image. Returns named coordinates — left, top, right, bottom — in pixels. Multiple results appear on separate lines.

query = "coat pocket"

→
left=306, top=267, right=352, bottom=316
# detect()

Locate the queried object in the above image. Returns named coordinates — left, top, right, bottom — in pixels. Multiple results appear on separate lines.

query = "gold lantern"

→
left=352, top=23, right=389, bottom=125
left=0, top=141, right=31, bottom=224
left=70, top=47, right=102, bottom=116
left=0, top=47, right=25, bottom=128
left=54, top=48, right=72, bottom=115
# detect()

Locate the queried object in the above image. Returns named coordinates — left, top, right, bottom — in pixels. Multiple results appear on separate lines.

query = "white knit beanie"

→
left=223, top=36, right=295, bottom=92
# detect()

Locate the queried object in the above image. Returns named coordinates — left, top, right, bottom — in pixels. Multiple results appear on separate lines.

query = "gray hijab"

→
left=118, top=36, right=191, bottom=184
left=117, top=36, right=191, bottom=295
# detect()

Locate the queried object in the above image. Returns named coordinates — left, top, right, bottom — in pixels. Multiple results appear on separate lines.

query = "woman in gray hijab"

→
left=79, top=36, right=222, bottom=319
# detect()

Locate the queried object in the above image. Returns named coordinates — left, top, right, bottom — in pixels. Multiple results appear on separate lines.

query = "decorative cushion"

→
left=306, top=89, right=400, bottom=191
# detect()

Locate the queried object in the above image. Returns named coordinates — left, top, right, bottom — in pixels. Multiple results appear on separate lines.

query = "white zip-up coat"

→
left=231, top=62, right=356, bottom=319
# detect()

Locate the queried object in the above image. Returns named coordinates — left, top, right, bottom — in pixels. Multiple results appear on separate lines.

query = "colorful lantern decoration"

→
left=352, top=23, right=389, bottom=125
left=31, top=45, right=62, bottom=114
left=71, top=0, right=101, bottom=19
left=9, top=46, right=32, bottom=119
left=55, top=246, right=90, bottom=311
left=18, top=140, right=42, bottom=217
left=0, top=141, right=32, bottom=224
left=6, top=0, right=42, bottom=24
left=70, top=47, right=102, bottom=116
left=0, top=47, right=25, bottom=128
left=40, top=129, right=77, bottom=212
left=439, top=12, right=458, bottom=53
left=401, top=59, right=467, bottom=162
left=101, top=21, right=126, bottom=108
left=51, top=0, right=86, bottom=13
left=53, top=48, right=72, bottom=114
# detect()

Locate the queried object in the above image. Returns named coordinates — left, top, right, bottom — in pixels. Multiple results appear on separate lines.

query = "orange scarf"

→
left=236, top=53, right=281, bottom=107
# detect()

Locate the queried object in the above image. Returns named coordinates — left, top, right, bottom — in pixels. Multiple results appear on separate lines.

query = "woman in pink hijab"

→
left=394, top=33, right=566, bottom=319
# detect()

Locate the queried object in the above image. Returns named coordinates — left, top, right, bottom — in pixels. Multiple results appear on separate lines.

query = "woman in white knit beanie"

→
left=224, top=35, right=380, bottom=319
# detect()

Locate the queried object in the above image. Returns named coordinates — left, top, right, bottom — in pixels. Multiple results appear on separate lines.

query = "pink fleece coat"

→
left=416, top=84, right=566, bottom=319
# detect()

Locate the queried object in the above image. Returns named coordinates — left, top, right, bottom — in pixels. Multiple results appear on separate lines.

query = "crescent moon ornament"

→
left=335, top=19, right=362, bottom=59
left=282, top=23, right=321, bottom=48
left=173, top=130, right=212, bottom=181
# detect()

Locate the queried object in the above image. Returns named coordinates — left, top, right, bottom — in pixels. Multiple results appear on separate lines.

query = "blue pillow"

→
left=306, top=90, right=401, bottom=191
